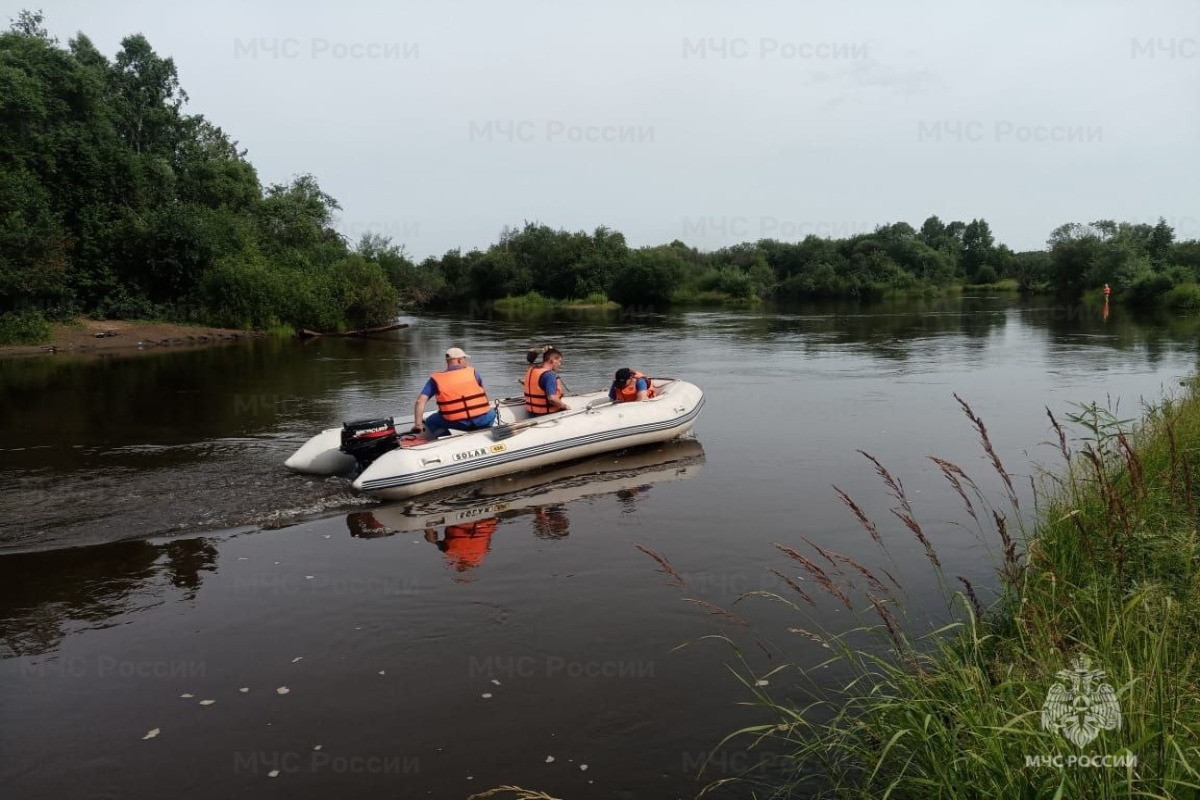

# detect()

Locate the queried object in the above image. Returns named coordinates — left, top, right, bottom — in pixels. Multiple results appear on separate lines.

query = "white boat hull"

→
left=284, top=379, right=705, bottom=500
left=350, top=438, right=705, bottom=534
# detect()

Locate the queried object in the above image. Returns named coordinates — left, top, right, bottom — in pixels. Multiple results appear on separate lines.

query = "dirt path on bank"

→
left=0, top=318, right=265, bottom=359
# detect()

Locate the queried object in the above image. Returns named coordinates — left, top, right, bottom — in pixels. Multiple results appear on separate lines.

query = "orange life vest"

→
left=442, top=519, right=499, bottom=570
left=524, top=366, right=561, bottom=414
left=432, top=367, right=491, bottom=422
left=612, top=371, right=654, bottom=403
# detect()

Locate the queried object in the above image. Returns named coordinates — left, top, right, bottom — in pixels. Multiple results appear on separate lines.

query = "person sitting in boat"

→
left=524, top=347, right=567, bottom=416
left=410, top=347, right=497, bottom=434
left=525, top=344, right=554, bottom=367
left=609, top=368, right=655, bottom=403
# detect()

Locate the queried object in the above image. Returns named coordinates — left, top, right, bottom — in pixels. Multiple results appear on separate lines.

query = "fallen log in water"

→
left=297, top=322, right=410, bottom=339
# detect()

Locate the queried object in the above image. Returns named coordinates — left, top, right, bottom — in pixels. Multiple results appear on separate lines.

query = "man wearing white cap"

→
left=411, top=347, right=498, bottom=434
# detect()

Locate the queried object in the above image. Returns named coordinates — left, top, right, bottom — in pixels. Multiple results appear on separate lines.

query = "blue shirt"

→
left=539, top=370, right=560, bottom=398
left=609, top=377, right=648, bottom=400
left=422, top=365, right=485, bottom=399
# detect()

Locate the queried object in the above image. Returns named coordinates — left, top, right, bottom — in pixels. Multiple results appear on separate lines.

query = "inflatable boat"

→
left=346, top=438, right=705, bottom=536
left=284, top=378, right=705, bottom=500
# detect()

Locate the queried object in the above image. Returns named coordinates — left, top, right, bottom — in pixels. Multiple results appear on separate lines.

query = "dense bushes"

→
left=0, top=311, right=53, bottom=344
left=1164, top=283, right=1200, bottom=311
left=607, top=247, right=684, bottom=307
left=0, top=14, right=399, bottom=334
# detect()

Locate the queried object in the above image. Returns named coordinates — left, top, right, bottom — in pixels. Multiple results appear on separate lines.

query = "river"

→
left=1, top=296, right=1196, bottom=799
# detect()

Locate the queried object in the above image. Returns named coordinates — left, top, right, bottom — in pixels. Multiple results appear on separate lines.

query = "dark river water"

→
left=1, top=296, right=1197, bottom=799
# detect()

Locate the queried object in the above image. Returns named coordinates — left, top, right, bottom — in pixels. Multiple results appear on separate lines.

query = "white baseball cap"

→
left=445, top=347, right=469, bottom=359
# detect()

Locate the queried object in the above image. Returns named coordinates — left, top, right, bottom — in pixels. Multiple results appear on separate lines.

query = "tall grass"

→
left=469, top=788, right=563, bottom=800
left=710, top=385, right=1200, bottom=798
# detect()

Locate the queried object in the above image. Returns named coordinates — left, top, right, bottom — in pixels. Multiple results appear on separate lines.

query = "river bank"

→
left=0, top=317, right=266, bottom=359
left=715, top=381, right=1200, bottom=797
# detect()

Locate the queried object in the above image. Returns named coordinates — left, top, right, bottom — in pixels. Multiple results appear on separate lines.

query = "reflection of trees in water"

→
left=1018, top=301, right=1200, bottom=369
left=0, top=537, right=217, bottom=657
left=722, top=297, right=1010, bottom=361
left=0, top=337, right=414, bottom=471
left=714, top=296, right=1200, bottom=366
left=163, top=539, right=218, bottom=597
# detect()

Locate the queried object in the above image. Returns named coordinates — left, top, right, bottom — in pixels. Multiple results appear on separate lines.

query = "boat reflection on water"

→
left=344, top=439, right=704, bottom=575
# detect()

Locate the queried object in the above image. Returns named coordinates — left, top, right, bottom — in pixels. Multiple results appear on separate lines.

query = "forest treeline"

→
left=2, top=12, right=400, bottom=338
left=414, top=215, right=1200, bottom=311
left=5, top=14, right=1200, bottom=343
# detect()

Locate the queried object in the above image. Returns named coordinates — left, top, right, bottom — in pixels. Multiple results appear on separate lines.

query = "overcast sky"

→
left=31, top=0, right=1200, bottom=258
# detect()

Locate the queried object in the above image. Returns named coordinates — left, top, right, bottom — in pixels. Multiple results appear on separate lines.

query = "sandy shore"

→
left=0, top=318, right=265, bottom=359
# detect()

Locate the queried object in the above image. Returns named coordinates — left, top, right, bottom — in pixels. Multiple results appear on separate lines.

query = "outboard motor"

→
left=340, top=417, right=399, bottom=472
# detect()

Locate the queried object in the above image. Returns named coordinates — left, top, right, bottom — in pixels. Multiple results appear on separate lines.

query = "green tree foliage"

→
left=0, top=15, right=402, bottom=331
left=1011, top=250, right=1052, bottom=292
left=6, top=16, right=1196, bottom=324
left=355, top=233, right=444, bottom=305
left=961, top=219, right=996, bottom=281
left=417, top=212, right=1200, bottom=311
left=608, top=246, right=684, bottom=307
left=1046, top=218, right=1195, bottom=304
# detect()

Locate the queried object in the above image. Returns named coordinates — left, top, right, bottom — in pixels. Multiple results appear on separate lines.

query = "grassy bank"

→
left=492, top=291, right=620, bottom=313
left=711, top=388, right=1200, bottom=798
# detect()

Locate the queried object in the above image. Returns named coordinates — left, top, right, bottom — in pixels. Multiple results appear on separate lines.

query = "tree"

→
left=0, top=16, right=407, bottom=334
left=174, top=116, right=259, bottom=210
left=9, top=9, right=52, bottom=40
left=1148, top=218, right=1175, bottom=267
left=111, top=34, right=187, bottom=155
left=256, top=174, right=342, bottom=259
left=468, top=249, right=530, bottom=299
left=1011, top=250, right=1052, bottom=292
left=961, top=219, right=995, bottom=281
left=919, top=215, right=946, bottom=246
left=1049, top=230, right=1102, bottom=299
left=608, top=247, right=684, bottom=307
